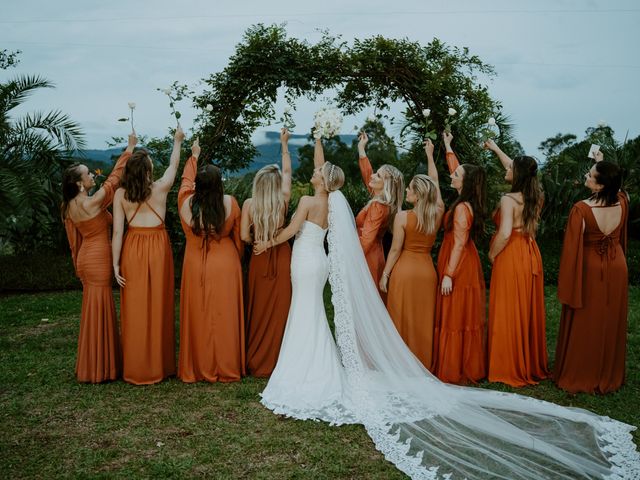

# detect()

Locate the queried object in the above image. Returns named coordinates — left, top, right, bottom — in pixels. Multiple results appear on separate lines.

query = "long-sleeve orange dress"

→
left=356, top=156, right=390, bottom=296
left=178, top=156, right=245, bottom=382
left=64, top=151, right=130, bottom=383
left=432, top=153, right=486, bottom=384
left=554, top=193, right=628, bottom=394
left=487, top=204, right=549, bottom=387
left=386, top=211, right=438, bottom=368
left=120, top=204, right=175, bottom=385
left=245, top=215, right=292, bottom=377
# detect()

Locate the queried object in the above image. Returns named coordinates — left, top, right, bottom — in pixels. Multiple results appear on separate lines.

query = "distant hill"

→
left=75, top=131, right=358, bottom=175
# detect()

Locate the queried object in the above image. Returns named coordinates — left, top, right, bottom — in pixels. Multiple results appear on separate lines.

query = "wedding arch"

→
left=192, top=24, right=502, bottom=172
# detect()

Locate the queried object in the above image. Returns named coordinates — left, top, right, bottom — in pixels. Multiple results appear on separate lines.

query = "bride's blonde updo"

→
left=322, top=162, right=345, bottom=192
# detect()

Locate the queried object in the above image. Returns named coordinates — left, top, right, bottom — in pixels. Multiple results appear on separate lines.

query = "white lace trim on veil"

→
left=326, top=190, right=639, bottom=480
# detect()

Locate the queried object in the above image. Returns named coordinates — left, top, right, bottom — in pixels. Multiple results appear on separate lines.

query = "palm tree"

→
left=0, top=64, right=85, bottom=253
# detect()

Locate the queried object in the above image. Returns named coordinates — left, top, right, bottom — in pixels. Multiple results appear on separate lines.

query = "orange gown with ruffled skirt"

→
left=178, top=156, right=245, bottom=382
left=487, top=206, right=549, bottom=387
left=554, top=193, right=628, bottom=394
left=120, top=203, right=175, bottom=385
left=386, top=211, right=438, bottom=368
left=356, top=156, right=390, bottom=298
left=64, top=150, right=131, bottom=383
left=432, top=151, right=486, bottom=384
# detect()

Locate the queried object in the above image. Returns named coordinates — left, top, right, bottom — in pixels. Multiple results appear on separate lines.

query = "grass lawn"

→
left=1, top=286, right=638, bottom=478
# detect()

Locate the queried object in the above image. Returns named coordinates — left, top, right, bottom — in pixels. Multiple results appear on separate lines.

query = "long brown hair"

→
left=446, top=164, right=486, bottom=240
left=121, top=150, right=153, bottom=203
left=60, top=163, right=83, bottom=220
left=592, top=161, right=622, bottom=206
left=511, top=156, right=543, bottom=236
left=190, top=164, right=225, bottom=239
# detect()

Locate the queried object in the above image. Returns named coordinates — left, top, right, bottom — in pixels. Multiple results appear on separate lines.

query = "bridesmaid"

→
left=241, top=128, right=292, bottom=377
left=555, top=151, right=628, bottom=393
left=432, top=132, right=487, bottom=384
left=356, top=131, right=404, bottom=296
left=379, top=139, right=444, bottom=369
left=61, top=131, right=136, bottom=382
left=485, top=139, right=549, bottom=387
left=178, top=138, right=244, bottom=382
left=112, top=126, right=184, bottom=385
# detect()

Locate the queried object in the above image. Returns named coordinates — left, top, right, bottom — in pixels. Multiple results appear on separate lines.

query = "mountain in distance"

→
left=76, top=131, right=358, bottom=176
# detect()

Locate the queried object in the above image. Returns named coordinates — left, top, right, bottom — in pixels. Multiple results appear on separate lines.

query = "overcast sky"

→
left=2, top=0, right=639, bottom=158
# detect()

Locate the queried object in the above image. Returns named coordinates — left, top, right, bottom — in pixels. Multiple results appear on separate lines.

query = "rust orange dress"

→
left=64, top=151, right=130, bottom=383
left=487, top=205, right=549, bottom=387
left=433, top=205, right=487, bottom=384
left=120, top=202, right=175, bottom=385
left=356, top=156, right=390, bottom=296
left=245, top=221, right=292, bottom=377
left=386, top=211, right=438, bottom=369
left=554, top=193, right=629, bottom=394
left=178, top=156, right=245, bottom=382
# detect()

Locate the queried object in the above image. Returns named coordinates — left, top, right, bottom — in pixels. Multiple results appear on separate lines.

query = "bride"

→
left=255, top=137, right=639, bottom=479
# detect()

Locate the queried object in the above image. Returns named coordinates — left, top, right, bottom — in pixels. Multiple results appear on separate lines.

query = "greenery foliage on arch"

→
left=192, top=23, right=511, bottom=175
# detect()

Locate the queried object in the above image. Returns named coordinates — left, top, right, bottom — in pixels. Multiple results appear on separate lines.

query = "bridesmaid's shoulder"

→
left=242, top=197, right=252, bottom=210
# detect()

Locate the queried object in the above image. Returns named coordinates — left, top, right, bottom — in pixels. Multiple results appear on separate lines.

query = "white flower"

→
left=488, top=117, right=496, bottom=126
left=206, top=104, right=213, bottom=112
left=422, top=108, right=431, bottom=118
left=284, top=106, right=291, bottom=114
left=367, top=114, right=376, bottom=122
left=161, top=88, right=171, bottom=95
left=128, top=102, right=136, bottom=110
left=597, top=120, right=607, bottom=128
left=448, top=108, right=457, bottom=116
left=156, top=441, right=165, bottom=447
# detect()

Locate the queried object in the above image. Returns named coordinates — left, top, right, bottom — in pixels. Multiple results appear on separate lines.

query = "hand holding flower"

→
left=191, top=137, right=201, bottom=158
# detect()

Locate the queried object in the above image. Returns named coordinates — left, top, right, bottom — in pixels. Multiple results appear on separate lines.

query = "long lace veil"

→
left=326, top=190, right=639, bottom=479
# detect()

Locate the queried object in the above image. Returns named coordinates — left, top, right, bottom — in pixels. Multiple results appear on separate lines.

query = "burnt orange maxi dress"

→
left=432, top=152, right=487, bottom=384
left=356, top=156, right=390, bottom=298
left=64, top=151, right=131, bottom=382
left=245, top=212, right=292, bottom=377
left=120, top=201, right=175, bottom=385
left=178, top=156, right=245, bottom=382
left=386, top=211, right=438, bottom=368
left=554, top=193, right=629, bottom=394
left=487, top=197, right=549, bottom=387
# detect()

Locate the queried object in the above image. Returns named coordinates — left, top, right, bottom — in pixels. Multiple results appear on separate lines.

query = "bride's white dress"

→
left=261, top=220, right=355, bottom=424
left=261, top=193, right=640, bottom=479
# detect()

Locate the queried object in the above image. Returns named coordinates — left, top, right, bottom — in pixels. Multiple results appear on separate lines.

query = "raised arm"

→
left=89, top=131, right=137, bottom=210
left=178, top=138, right=200, bottom=211
left=111, top=189, right=126, bottom=287
left=155, top=126, right=185, bottom=192
left=357, top=132, right=374, bottom=194
left=281, top=128, right=292, bottom=202
left=442, top=131, right=460, bottom=174
left=484, top=139, right=512, bottom=171
left=488, top=195, right=515, bottom=262
left=425, top=138, right=444, bottom=212
left=253, top=196, right=311, bottom=255
left=379, top=212, right=407, bottom=293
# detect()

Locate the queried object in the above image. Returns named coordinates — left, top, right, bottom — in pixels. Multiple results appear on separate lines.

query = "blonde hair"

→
left=410, top=174, right=439, bottom=235
left=251, top=165, right=285, bottom=243
left=373, top=164, right=404, bottom=229
left=322, top=162, right=345, bottom=192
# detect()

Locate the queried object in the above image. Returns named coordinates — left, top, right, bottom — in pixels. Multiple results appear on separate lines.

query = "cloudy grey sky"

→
left=2, top=0, right=639, bottom=157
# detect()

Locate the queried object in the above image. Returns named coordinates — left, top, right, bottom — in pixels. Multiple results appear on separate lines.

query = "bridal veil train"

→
left=264, top=189, right=640, bottom=479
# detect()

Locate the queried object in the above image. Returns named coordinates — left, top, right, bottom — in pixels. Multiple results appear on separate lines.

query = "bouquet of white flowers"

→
left=312, top=107, right=342, bottom=140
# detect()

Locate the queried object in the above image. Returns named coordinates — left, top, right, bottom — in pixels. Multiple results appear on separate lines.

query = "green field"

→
left=1, top=287, right=638, bottom=478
